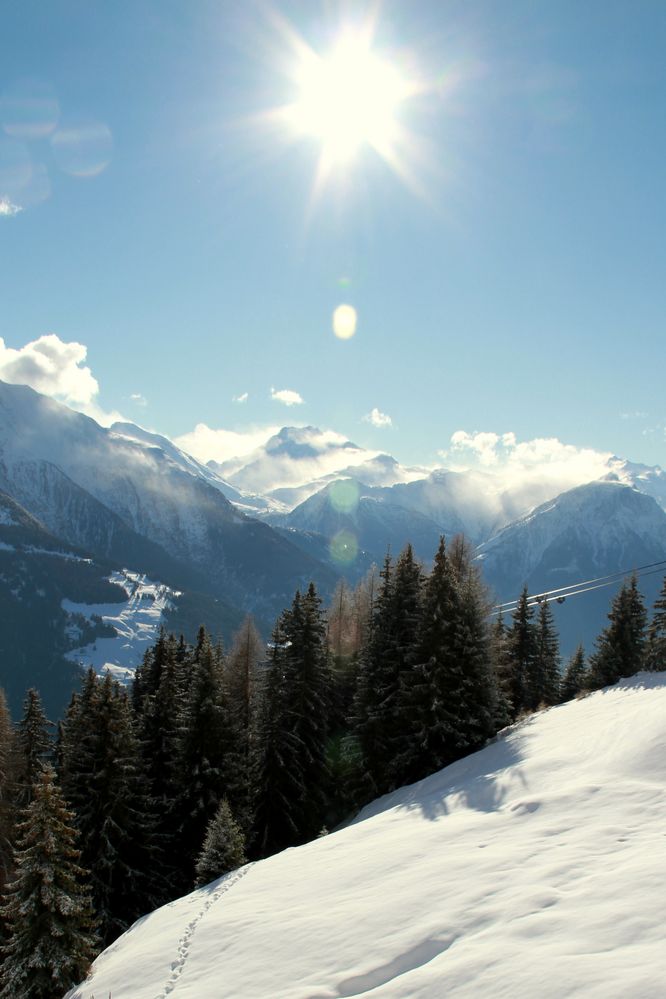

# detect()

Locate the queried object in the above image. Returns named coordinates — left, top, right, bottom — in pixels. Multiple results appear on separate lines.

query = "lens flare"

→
left=333, top=304, right=357, bottom=340
left=1, top=78, right=59, bottom=139
left=329, top=529, right=358, bottom=566
left=329, top=479, right=360, bottom=514
left=51, top=118, right=113, bottom=178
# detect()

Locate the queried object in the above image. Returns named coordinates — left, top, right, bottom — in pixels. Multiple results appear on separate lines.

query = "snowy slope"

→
left=62, top=570, right=180, bottom=682
left=70, top=672, right=666, bottom=999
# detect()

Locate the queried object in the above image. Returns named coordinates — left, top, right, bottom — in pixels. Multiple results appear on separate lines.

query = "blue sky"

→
left=1, top=0, right=665, bottom=473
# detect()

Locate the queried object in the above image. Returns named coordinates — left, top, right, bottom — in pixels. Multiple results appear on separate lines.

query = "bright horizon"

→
left=2, top=1, right=665, bottom=476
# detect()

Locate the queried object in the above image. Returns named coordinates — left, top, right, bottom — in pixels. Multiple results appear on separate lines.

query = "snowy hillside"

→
left=63, top=570, right=180, bottom=682
left=70, top=672, right=666, bottom=999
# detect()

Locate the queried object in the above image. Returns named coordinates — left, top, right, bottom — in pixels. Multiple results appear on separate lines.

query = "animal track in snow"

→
left=154, top=863, right=252, bottom=999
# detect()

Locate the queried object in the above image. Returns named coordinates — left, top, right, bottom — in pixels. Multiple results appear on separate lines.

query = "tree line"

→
left=0, top=537, right=665, bottom=997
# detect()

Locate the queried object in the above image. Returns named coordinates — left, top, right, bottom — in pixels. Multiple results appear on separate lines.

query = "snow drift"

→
left=69, top=672, right=666, bottom=999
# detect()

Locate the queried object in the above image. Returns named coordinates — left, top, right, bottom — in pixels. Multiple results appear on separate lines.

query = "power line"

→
left=492, top=558, right=666, bottom=616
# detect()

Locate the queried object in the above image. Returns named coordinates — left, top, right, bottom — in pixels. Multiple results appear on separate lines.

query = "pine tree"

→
left=15, top=689, right=51, bottom=807
left=528, top=599, right=561, bottom=709
left=560, top=645, right=587, bottom=702
left=0, top=764, right=97, bottom=999
left=507, top=588, right=538, bottom=717
left=588, top=576, right=647, bottom=689
left=646, top=575, right=666, bottom=671
left=194, top=798, right=246, bottom=888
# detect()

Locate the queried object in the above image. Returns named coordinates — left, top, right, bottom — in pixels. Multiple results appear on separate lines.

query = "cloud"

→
left=271, top=387, right=304, bottom=406
left=0, top=199, right=22, bottom=217
left=130, top=393, right=147, bottom=407
left=233, top=392, right=249, bottom=404
left=620, top=411, right=648, bottom=421
left=443, top=429, right=614, bottom=505
left=0, top=334, right=99, bottom=405
left=363, top=407, right=393, bottom=429
left=174, top=423, right=280, bottom=465
left=0, top=333, right=124, bottom=426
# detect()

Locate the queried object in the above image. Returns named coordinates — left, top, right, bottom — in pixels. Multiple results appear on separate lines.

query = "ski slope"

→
left=68, top=673, right=666, bottom=999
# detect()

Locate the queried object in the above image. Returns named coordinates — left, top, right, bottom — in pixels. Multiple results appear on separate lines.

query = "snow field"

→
left=62, top=570, right=179, bottom=681
left=69, top=673, right=666, bottom=999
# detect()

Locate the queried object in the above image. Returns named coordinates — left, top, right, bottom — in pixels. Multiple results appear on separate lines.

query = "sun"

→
left=288, top=33, right=412, bottom=167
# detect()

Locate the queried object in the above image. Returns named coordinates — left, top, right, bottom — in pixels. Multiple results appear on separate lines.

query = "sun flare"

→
left=288, top=34, right=412, bottom=166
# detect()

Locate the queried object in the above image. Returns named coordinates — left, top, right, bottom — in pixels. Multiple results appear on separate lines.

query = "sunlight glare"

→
left=289, top=34, right=412, bottom=165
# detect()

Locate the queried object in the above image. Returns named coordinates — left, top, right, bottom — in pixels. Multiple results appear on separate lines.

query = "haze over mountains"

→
left=0, top=377, right=665, bottom=714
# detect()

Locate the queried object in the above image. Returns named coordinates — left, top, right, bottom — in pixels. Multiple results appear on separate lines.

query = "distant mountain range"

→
left=0, top=379, right=664, bottom=714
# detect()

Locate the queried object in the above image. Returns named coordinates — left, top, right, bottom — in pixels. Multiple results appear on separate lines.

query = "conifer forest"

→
left=1, top=537, right=665, bottom=997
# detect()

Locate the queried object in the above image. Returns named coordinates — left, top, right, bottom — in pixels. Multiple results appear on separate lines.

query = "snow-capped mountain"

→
left=211, top=426, right=425, bottom=507
left=477, top=480, right=666, bottom=654
left=0, top=381, right=337, bottom=619
left=275, top=478, right=447, bottom=564
left=69, top=671, right=666, bottom=999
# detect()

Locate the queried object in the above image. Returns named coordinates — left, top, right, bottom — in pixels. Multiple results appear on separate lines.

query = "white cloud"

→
left=0, top=333, right=125, bottom=426
left=0, top=199, right=22, bottom=217
left=620, top=411, right=648, bottom=421
left=363, top=407, right=393, bottom=429
left=443, top=430, right=613, bottom=501
left=130, top=393, right=147, bottom=407
left=233, top=392, right=249, bottom=404
left=174, top=423, right=280, bottom=465
left=271, top=387, right=304, bottom=406
left=0, top=334, right=99, bottom=405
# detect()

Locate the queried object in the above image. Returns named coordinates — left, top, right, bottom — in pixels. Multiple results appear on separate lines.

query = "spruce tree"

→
left=16, top=689, right=51, bottom=807
left=194, top=798, right=246, bottom=888
left=138, top=638, right=187, bottom=898
left=560, top=645, right=587, bottom=702
left=178, top=629, right=233, bottom=877
left=646, top=575, right=666, bottom=671
left=0, top=690, right=16, bottom=893
left=489, top=610, right=513, bottom=729
left=588, top=576, right=647, bottom=689
left=0, top=764, right=97, bottom=999
left=528, top=599, right=561, bottom=709
left=253, top=617, right=306, bottom=857
left=60, top=672, right=158, bottom=944
left=254, top=585, right=332, bottom=853
left=508, top=588, right=538, bottom=717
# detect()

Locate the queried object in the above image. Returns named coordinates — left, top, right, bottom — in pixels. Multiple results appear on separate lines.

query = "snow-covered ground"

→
left=69, top=672, right=666, bottom=999
left=62, top=570, right=179, bottom=682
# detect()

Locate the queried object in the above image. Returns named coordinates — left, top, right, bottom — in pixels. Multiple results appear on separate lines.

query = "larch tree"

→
left=224, top=615, right=264, bottom=839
